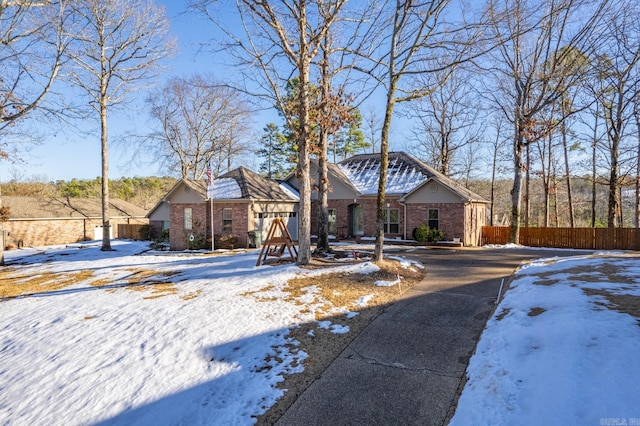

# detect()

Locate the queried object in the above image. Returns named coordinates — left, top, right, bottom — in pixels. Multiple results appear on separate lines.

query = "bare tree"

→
left=487, top=117, right=510, bottom=226
left=314, top=6, right=372, bottom=255
left=362, top=106, right=381, bottom=153
left=0, top=0, right=70, bottom=152
left=143, top=75, right=252, bottom=180
left=0, top=0, right=71, bottom=265
left=66, top=0, right=174, bottom=250
left=360, top=0, right=479, bottom=262
left=483, top=0, right=608, bottom=242
left=193, top=0, right=348, bottom=265
left=588, top=2, right=640, bottom=228
left=406, top=66, right=483, bottom=177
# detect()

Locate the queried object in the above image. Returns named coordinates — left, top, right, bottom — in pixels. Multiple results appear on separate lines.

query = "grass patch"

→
left=1, top=269, right=95, bottom=299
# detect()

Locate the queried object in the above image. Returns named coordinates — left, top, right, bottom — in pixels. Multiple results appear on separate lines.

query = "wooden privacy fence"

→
left=117, top=224, right=147, bottom=240
left=482, top=226, right=640, bottom=251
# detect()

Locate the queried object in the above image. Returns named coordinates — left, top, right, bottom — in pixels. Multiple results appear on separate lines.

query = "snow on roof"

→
left=211, top=178, right=243, bottom=199
left=178, top=167, right=298, bottom=202
left=278, top=182, right=300, bottom=201
left=338, top=154, right=429, bottom=195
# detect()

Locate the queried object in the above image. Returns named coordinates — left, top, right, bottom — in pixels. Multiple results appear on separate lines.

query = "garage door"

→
left=254, top=212, right=298, bottom=241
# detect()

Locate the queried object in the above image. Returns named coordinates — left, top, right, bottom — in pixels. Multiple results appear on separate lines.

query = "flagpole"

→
left=206, top=161, right=215, bottom=253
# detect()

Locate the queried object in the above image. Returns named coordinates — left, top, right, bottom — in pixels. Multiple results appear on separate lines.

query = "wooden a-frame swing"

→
left=256, top=217, right=298, bottom=266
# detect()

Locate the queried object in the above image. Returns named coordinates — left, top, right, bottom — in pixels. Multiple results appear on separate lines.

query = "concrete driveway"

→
left=275, top=246, right=593, bottom=426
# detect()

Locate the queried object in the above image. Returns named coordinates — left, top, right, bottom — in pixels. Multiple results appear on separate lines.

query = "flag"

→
left=206, top=162, right=215, bottom=199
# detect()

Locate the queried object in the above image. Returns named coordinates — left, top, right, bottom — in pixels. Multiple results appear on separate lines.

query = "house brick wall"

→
left=170, top=202, right=207, bottom=250
left=405, top=203, right=466, bottom=242
left=170, top=202, right=250, bottom=250
left=311, top=199, right=483, bottom=245
left=221, top=203, right=249, bottom=248
left=4, top=217, right=148, bottom=248
left=313, top=198, right=405, bottom=239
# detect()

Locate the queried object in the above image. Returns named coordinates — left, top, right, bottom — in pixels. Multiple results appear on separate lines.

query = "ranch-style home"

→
left=2, top=196, right=148, bottom=248
left=286, top=151, right=488, bottom=247
left=154, top=152, right=487, bottom=250
left=152, top=167, right=299, bottom=251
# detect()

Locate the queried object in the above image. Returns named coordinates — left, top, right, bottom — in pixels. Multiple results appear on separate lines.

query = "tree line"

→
left=1, top=177, right=176, bottom=210
left=2, top=0, right=639, bottom=265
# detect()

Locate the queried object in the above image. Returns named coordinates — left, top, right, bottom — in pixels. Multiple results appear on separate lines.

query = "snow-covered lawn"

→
left=451, top=253, right=640, bottom=425
left=0, top=240, right=382, bottom=425
left=3, top=241, right=639, bottom=425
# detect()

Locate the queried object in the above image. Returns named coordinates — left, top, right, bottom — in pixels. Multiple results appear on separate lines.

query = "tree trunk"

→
left=524, top=142, right=530, bottom=228
left=316, top=37, right=331, bottom=254
left=509, top=131, right=525, bottom=244
left=591, top=112, right=598, bottom=228
left=374, top=83, right=396, bottom=262
left=296, top=4, right=311, bottom=266
left=635, top=104, right=640, bottom=228
left=608, top=148, right=619, bottom=228
left=552, top=170, right=558, bottom=227
left=561, top=118, right=574, bottom=227
left=317, top=144, right=330, bottom=253
left=543, top=178, right=550, bottom=227
left=490, top=139, right=498, bottom=227
left=100, top=96, right=112, bottom=251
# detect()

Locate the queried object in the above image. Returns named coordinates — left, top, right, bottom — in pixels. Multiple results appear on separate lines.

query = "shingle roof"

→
left=338, top=152, right=488, bottom=202
left=181, top=167, right=299, bottom=202
left=3, top=197, right=148, bottom=220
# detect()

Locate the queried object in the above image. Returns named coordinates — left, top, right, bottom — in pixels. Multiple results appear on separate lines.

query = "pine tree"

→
left=257, top=123, right=295, bottom=179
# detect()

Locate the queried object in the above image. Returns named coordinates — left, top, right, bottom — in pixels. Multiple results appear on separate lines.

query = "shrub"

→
left=138, top=225, right=156, bottom=241
left=149, top=228, right=170, bottom=250
left=0, top=206, right=10, bottom=222
left=413, top=224, right=444, bottom=243
left=186, top=232, right=207, bottom=250
left=215, top=234, right=238, bottom=250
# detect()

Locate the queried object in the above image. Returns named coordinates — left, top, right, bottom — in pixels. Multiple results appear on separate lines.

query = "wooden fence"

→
left=117, top=224, right=148, bottom=240
left=481, top=226, right=640, bottom=251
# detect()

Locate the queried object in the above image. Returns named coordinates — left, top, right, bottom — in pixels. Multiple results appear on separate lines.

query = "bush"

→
left=138, top=224, right=156, bottom=241
left=0, top=206, right=10, bottom=222
left=214, top=234, right=238, bottom=250
left=413, top=224, right=444, bottom=243
left=149, top=228, right=170, bottom=250
left=186, top=232, right=207, bottom=250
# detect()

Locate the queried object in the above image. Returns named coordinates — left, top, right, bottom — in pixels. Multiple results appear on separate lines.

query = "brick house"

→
left=162, top=167, right=299, bottom=250
left=286, top=152, right=488, bottom=246
left=2, top=196, right=148, bottom=248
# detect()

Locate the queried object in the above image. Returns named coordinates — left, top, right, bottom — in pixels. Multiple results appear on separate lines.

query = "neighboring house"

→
left=286, top=151, right=488, bottom=246
left=2, top=196, right=148, bottom=248
left=162, top=167, right=299, bottom=250
left=146, top=199, right=170, bottom=236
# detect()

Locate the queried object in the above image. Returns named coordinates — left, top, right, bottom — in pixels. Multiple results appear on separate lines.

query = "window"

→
left=383, top=208, right=399, bottom=233
left=428, top=209, right=439, bottom=229
left=184, top=208, right=192, bottom=230
left=328, top=209, right=337, bottom=234
left=223, top=208, right=233, bottom=232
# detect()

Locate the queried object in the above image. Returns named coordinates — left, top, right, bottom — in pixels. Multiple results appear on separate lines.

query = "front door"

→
left=352, top=205, right=364, bottom=236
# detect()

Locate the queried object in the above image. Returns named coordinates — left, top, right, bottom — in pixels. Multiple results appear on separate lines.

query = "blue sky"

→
left=0, top=1, right=397, bottom=183
left=2, top=2, right=225, bottom=182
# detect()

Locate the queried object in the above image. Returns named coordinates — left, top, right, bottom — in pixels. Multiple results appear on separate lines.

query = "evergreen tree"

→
left=257, top=123, right=295, bottom=179
left=331, top=109, right=368, bottom=162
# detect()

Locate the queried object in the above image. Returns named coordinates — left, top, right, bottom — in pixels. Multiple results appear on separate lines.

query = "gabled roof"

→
left=326, top=161, right=359, bottom=193
left=162, top=167, right=299, bottom=203
left=219, top=167, right=299, bottom=201
left=4, top=196, right=147, bottom=220
left=338, top=152, right=487, bottom=202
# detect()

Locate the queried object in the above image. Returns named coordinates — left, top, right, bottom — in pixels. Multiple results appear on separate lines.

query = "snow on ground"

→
left=0, top=240, right=379, bottom=426
left=4, top=241, right=639, bottom=425
left=451, top=253, right=640, bottom=425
